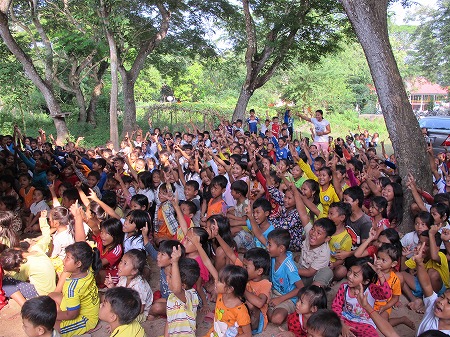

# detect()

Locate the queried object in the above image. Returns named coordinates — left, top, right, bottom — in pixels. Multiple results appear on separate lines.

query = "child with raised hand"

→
left=25, top=187, right=50, bottom=233
left=99, top=287, right=145, bottom=337
left=245, top=198, right=275, bottom=248
left=331, top=257, right=392, bottom=337
left=401, top=211, right=432, bottom=259
left=104, top=249, right=153, bottom=322
left=368, top=196, right=390, bottom=234
left=211, top=222, right=272, bottom=334
left=191, top=232, right=252, bottom=337
left=21, top=296, right=60, bottom=337
left=413, top=241, right=450, bottom=335
left=354, top=227, right=400, bottom=259
left=49, top=241, right=100, bottom=337
left=165, top=245, right=200, bottom=337
left=276, top=285, right=327, bottom=337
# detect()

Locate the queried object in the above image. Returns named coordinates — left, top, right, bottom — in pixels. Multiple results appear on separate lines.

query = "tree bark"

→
left=234, top=87, right=254, bottom=122
left=86, top=60, right=108, bottom=125
left=119, top=68, right=138, bottom=135
left=341, top=0, right=432, bottom=232
left=0, top=6, right=69, bottom=143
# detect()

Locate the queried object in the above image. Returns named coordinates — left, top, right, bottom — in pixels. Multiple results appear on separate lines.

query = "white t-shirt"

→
left=417, top=292, right=450, bottom=336
left=311, top=118, right=330, bottom=143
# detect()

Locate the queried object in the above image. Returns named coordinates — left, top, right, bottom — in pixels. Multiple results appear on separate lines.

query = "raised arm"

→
left=87, top=189, right=121, bottom=220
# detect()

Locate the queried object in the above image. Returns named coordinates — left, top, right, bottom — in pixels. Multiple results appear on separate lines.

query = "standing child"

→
left=99, top=287, right=145, bottom=337
left=331, top=257, right=392, bottom=337
left=50, top=242, right=100, bottom=337
left=165, top=246, right=200, bottom=337
left=104, top=249, right=153, bottom=322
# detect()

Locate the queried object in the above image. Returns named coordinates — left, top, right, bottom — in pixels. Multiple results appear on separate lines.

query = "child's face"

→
left=375, top=234, right=391, bottom=248
left=100, top=227, right=114, bottom=247
left=360, top=182, right=371, bottom=198
left=87, top=175, right=99, bottom=188
left=283, top=190, right=296, bottom=209
left=231, top=164, right=244, bottom=178
left=180, top=203, right=194, bottom=218
left=317, top=170, right=331, bottom=187
left=130, top=200, right=145, bottom=211
left=309, top=225, right=330, bottom=247
left=0, top=202, right=6, bottom=211
left=295, top=294, right=313, bottom=315
left=343, top=194, right=358, bottom=211
left=368, top=203, right=381, bottom=217
left=414, top=217, right=428, bottom=235
left=122, top=216, right=137, bottom=234
left=346, top=265, right=365, bottom=288
left=152, top=172, right=161, bottom=186
left=118, top=254, right=137, bottom=277
left=32, top=190, right=44, bottom=203
left=184, top=185, right=197, bottom=201
left=381, top=185, right=394, bottom=202
left=182, top=230, right=197, bottom=254
left=252, top=206, right=268, bottom=225
left=328, top=207, right=343, bottom=226
left=418, top=236, right=431, bottom=258
left=21, top=318, right=43, bottom=337
left=98, top=298, right=114, bottom=323
left=266, top=238, right=281, bottom=257
left=376, top=251, right=396, bottom=272
left=201, top=171, right=211, bottom=186
left=210, top=184, right=224, bottom=199
left=277, top=161, right=287, bottom=172
left=217, top=164, right=226, bottom=175
left=291, top=165, right=303, bottom=179
left=300, top=183, right=313, bottom=199
left=63, top=252, right=79, bottom=273
left=434, top=290, right=450, bottom=319
left=157, top=251, right=171, bottom=268
left=431, top=207, right=447, bottom=225
left=242, top=259, right=260, bottom=280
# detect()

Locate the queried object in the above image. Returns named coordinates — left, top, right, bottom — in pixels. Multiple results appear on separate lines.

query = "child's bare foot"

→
left=407, top=298, right=424, bottom=313
left=403, top=317, right=416, bottom=330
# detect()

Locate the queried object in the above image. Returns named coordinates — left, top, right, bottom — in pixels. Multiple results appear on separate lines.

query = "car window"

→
left=419, top=118, right=450, bottom=130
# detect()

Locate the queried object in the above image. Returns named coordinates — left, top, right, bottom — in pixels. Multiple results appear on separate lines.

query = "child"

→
left=154, top=184, right=179, bottom=244
left=373, top=243, right=414, bottom=329
left=401, top=211, right=433, bottom=259
left=343, top=186, right=372, bottom=246
left=303, top=309, right=342, bottom=337
left=401, top=226, right=450, bottom=313
left=99, top=287, right=145, bottom=337
left=25, top=187, right=50, bottom=233
left=331, top=257, right=392, bottom=337
left=368, top=196, right=390, bottom=234
left=165, top=247, right=200, bottom=337
left=285, top=285, right=327, bottom=337
left=297, top=218, right=335, bottom=288
left=354, top=227, right=400, bottom=260
left=228, top=180, right=254, bottom=250
left=18, top=173, right=35, bottom=212
left=50, top=241, right=99, bottom=337
left=414, top=241, right=450, bottom=335
left=266, top=228, right=303, bottom=325
left=105, top=249, right=153, bottom=322
left=203, top=175, right=228, bottom=223
left=193, top=232, right=252, bottom=337
left=245, top=198, right=275, bottom=248
left=327, top=202, right=352, bottom=281
left=183, top=180, right=201, bottom=226
left=122, top=210, right=149, bottom=253
left=21, top=296, right=60, bottom=337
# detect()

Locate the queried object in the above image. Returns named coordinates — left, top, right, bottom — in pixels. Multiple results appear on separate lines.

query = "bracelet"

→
left=368, top=309, right=375, bottom=316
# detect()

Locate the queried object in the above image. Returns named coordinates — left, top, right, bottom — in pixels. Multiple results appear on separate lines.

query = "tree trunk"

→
left=341, top=0, right=432, bottom=232
left=75, top=87, right=87, bottom=123
left=119, top=68, right=137, bottom=136
left=86, top=61, right=108, bottom=126
left=0, top=7, right=69, bottom=143
left=233, top=87, right=254, bottom=121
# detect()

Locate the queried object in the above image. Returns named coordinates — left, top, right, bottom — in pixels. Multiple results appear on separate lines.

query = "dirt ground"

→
left=0, top=257, right=423, bottom=337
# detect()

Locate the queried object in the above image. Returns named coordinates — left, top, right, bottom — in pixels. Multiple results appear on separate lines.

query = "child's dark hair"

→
left=420, top=230, right=443, bottom=248
left=178, top=257, right=201, bottom=289
left=138, top=171, right=153, bottom=189
left=101, top=218, right=124, bottom=253
left=329, top=202, right=351, bottom=222
left=298, top=285, right=327, bottom=310
left=343, top=186, right=364, bottom=208
left=62, top=188, right=80, bottom=203
left=126, top=210, right=151, bottom=242
left=124, top=249, right=147, bottom=275
left=314, top=156, right=326, bottom=168
left=185, top=180, right=200, bottom=191
left=303, top=179, right=320, bottom=205
left=252, top=197, right=272, bottom=213
left=267, top=228, right=290, bottom=251
left=33, top=186, right=48, bottom=199
left=386, top=182, right=404, bottom=226
left=94, top=158, right=107, bottom=169
left=0, top=195, right=17, bottom=211
left=379, top=228, right=400, bottom=245
left=314, top=218, right=336, bottom=237
left=87, top=170, right=100, bottom=181
left=415, top=211, right=433, bottom=228
left=130, top=194, right=149, bottom=210
left=181, top=200, right=197, bottom=215
left=89, top=201, right=107, bottom=221
left=0, top=248, right=24, bottom=271
left=219, top=265, right=248, bottom=299
left=378, top=243, right=401, bottom=262
left=243, top=248, right=271, bottom=276
left=104, top=287, right=142, bottom=325
left=159, top=240, right=186, bottom=257
left=65, top=241, right=100, bottom=273
left=211, top=175, right=228, bottom=189
left=102, top=191, right=118, bottom=208
left=0, top=211, right=19, bottom=250
left=190, top=227, right=212, bottom=257
left=269, top=170, right=282, bottom=186
left=350, top=257, right=377, bottom=288
left=434, top=193, right=450, bottom=205
left=370, top=196, right=388, bottom=218
left=306, top=309, right=342, bottom=337
left=230, top=180, right=248, bottom=197
left=207, top=214, right=235, bottom=250
left=21, top=296, right=57, bottom=331
left=431, top=202, right=450, bottom=222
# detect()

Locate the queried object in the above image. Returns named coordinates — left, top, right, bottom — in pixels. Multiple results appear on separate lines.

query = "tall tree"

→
left=0, top=0, right=69, bottom=142
left=340, top=0, right=432, bottom=231
left=232, top=0, right=347, bottom=121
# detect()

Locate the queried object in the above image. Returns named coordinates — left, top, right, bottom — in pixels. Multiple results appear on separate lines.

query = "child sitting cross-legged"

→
left=165, top=246, right=201, bottom=337
left=21, top=296, right=61, bottom=337
left=99, top=287, right=145, bottom=337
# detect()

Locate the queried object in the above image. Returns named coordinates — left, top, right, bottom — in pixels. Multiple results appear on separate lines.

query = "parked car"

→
left=419, top=116, right=450, bottom=154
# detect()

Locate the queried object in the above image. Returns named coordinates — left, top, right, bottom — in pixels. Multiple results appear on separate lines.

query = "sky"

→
left=389, top=0, right=438, bottom=24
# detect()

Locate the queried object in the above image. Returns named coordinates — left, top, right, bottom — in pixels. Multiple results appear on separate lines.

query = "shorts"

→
left=412, top=276, right=447, bottom=298
left=301, top=267, right=334, bottom=288
left=252, top=311, right=265, bottom=335
left=2, top=277, right=39, bottom=299
left=270, top=289, right=296, bottom=314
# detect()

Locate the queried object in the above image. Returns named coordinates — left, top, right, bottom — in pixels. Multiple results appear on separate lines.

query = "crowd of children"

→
left=0, top=110, right=448, bottom=337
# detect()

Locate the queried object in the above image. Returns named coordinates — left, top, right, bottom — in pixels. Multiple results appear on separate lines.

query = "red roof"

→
left=408, top=77, right=448, bottom=95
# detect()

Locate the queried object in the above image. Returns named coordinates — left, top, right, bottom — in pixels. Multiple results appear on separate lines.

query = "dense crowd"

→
left=0, top=108, right=448, bottom=337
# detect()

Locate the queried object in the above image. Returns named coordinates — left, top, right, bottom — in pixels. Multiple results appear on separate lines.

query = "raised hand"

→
left=104, top=273, right=114, bottom=288
left=171, top=245, right=183, bottom=264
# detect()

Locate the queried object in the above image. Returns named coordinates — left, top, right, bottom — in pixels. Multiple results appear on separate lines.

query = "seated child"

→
left=297, top=218, right=336, bottom=288
left=165, top=246, right=200, bottom=336
left=21, top=296, right=61, bottom=337
left=401, top=211, right=432, bottom=259
left=304, top=309, right=342, bottom=337
left=246, top=198, right=275, bottom=248
left=99, top=287, right=145, bottom=337
left=227, top=180, right=251, bottom=247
